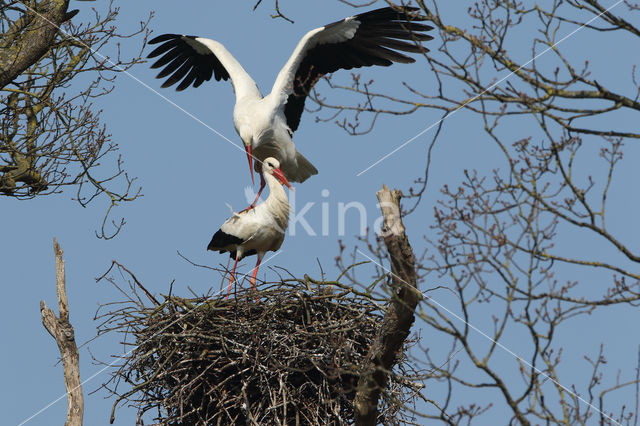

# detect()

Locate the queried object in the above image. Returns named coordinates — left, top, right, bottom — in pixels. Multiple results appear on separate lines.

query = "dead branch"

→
left=40, top=238, right=83, bottom=426
left=354, top=185, right=421, bottom=425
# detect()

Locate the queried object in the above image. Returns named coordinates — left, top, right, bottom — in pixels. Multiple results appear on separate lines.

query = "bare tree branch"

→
left=40, top=238, right=83, bottom=426
left=354, top=185, right=421, bottom=425
left=252, top=0, right=294, bottom=23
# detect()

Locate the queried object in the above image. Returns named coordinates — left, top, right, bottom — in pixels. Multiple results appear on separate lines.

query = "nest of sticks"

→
left=99, top=278, right=422, bottom=425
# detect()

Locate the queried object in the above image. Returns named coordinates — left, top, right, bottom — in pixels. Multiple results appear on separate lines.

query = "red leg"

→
left=250, top=255, right=263, bottom=302
left=241, top=164, right=265, bottom=212
left=226, top=255, right=240, bottom=300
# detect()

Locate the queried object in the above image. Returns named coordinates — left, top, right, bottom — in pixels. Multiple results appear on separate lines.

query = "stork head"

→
left=262, top=157, right=292, bottom=189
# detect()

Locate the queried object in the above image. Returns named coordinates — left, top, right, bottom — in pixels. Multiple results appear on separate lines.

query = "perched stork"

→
left=207, top=157, right=291, bottom=298
left=148, top=6, right=433, bottom=207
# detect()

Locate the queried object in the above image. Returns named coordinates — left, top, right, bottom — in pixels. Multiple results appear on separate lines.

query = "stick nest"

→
left=100, top=280, right=421, bottom=425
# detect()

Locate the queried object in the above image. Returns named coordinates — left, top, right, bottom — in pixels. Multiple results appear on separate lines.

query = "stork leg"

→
left=226, top=255, right=240, bottom=300
left=249, top=254, right=263, bottom=301
left=241, top=164, right=266, bottom=212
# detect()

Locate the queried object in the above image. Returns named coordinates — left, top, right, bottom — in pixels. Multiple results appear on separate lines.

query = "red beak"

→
left=245, top=144, right=254, bottom=185
left=273, top=167, right=293, bottom=190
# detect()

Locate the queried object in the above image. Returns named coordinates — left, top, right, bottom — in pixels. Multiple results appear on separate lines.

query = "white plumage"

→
left=148, top=6, right=433, bottom=207
left=207, top=157, right=291, bottom=297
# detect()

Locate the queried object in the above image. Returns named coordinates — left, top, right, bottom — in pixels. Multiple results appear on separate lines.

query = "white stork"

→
left=148, top=6, right=433, bottom=207
left=207, top=157, right=291, bottom=298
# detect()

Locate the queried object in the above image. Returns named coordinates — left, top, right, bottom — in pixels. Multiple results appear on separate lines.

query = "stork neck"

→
left=264, top=173, right=289, bottom=204
left=264, top=172, right=290, bottom=225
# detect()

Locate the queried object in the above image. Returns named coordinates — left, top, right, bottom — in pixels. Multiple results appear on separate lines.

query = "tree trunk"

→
left=0, top=0, right=70, bottom=89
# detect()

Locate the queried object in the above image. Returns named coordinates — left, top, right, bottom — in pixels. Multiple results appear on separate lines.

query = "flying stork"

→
left=207, top=157, right=291, bottom=298
left=148, top=6, right=433, bottom=207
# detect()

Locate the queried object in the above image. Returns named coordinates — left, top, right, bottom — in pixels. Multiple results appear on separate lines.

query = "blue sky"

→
left=3, top=1, right=639, bottom=424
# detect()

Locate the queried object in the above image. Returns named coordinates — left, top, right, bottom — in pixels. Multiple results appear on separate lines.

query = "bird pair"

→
left=148, top=6, right=433, bottom=298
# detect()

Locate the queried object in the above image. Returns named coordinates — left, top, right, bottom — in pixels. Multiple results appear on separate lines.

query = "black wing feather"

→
left=207, top=230, right=258, bottom=260
left=152, top=48, right=184, bottom=70
left=162, top=58, right=194, bottom=88
left=147, top=39, right=182, bottom=58
left=359, top=27, right=434, bottom=41
left=149, top=33, right=181, bottom=44
left=148, top=34, right=230, bottom=91
left=374, top=37, right=427, bottom=54
left=207, top=229, right=243, bottom=252
left=284, top=6, right=433, bottom=132
left=177, top=67, right=200, bottom=91
left=156, top=55, right=187, bottom=79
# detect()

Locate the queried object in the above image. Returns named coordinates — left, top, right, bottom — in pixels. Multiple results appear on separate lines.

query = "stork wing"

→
left=147, top=34, right=260, bottom=99
left=270, top=6, right=433, bottom=133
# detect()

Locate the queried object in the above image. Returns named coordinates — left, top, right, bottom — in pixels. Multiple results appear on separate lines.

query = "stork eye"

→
left=268, top=162, right=274, bottom=168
